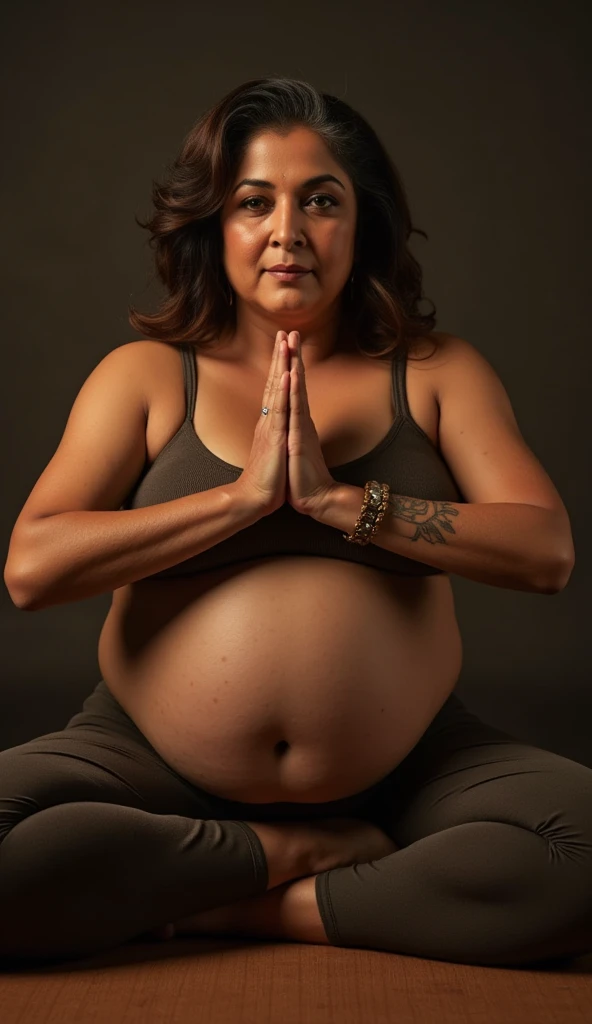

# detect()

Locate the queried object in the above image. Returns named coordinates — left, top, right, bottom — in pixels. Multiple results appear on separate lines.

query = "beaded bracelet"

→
left=343, top=480, right=391, bottom=546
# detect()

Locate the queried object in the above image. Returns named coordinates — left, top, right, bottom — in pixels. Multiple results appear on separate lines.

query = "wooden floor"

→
left=2, top=939, right=592, bottom=1024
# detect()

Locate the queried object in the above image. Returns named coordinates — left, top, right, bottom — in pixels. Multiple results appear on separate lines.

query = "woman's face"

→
left=220, top=126, right=357, bottom=326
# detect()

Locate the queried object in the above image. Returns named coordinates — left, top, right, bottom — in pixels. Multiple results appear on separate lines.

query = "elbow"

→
left=3, top=564, right=44, bottom=611
left=536, top=555, right=575, bottom=595
left=4, top=582, right=33, bottom=611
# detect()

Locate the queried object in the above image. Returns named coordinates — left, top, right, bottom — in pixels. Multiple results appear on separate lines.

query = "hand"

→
left=233, top=330, right=291, bottom=518
left=286, top=331, right=339, bottom=517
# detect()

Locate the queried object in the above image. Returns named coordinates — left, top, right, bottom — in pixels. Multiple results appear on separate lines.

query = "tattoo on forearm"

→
left=387, top=495, right=459, bottom=544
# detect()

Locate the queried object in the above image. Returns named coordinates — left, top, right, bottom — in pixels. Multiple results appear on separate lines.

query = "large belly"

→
left=98, top=557, right=463, bottom=804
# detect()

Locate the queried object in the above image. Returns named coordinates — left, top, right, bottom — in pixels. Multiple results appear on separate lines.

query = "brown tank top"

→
left=120, top=343, right=465, bottom=578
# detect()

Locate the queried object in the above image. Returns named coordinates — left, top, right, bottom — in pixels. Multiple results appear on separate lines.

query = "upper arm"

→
left=435, top=334, right=574, bottom=560
left=5, top=341, right=152, bottom=581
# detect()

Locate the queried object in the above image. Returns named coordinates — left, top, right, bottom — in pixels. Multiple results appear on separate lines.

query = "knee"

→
left=452, top=821, right=592, bottom=965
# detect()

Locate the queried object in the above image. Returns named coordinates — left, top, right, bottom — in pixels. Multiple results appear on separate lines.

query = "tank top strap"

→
left=179, top=343, right=197, bottom=422
left=391, top=345, right=411, bottom=421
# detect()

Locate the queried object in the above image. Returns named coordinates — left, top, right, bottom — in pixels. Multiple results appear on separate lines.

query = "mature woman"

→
left=3, top=77, right=590, bottom=969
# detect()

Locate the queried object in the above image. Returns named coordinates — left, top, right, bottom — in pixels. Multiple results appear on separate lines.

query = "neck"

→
left=218, top=304, right=357, bottom=373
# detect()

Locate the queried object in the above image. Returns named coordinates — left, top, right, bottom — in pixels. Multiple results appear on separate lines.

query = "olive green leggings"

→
left=2, top=679, right=592, bottom=968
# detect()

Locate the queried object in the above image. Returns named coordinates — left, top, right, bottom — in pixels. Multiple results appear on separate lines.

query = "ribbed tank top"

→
left=120, top=343, right=465, bottom=579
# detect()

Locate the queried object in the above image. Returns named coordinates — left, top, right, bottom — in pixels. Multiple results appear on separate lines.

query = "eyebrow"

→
left=232, top=174, right=346, bottom=195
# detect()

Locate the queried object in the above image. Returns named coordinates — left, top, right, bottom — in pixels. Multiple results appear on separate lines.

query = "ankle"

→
left=242, top=821, right=313, bottom=890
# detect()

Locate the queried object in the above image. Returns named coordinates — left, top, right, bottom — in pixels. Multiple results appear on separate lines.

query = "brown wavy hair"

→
left=128, top=76, right=437, bottom=361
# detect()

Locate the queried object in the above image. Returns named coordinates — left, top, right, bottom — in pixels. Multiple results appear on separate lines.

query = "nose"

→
left=269, top=197, right=306, bottom=248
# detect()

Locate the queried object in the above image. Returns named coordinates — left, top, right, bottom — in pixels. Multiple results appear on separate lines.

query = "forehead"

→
left=234, top=127, right=347, bottom=182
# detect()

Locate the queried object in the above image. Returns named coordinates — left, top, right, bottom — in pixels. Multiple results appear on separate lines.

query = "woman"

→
left=2, top=76, right=590, bottom=969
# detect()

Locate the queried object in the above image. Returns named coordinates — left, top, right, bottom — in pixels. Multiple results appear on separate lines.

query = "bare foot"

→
left=141, top=818, right=398, bottom=942
left=291, top=816, right=399, bottom=874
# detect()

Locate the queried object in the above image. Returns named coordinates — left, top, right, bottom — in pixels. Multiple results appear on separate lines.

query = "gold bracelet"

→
left=343, top=480, right=390, bottom=546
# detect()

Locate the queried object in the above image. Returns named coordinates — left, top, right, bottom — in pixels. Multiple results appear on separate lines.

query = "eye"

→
left=240, top=194, right=338, bottom=211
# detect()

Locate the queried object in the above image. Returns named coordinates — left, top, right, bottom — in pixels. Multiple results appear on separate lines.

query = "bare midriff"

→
left=98, top=559, right=462, bottom=804
left=97, top=330, right=463, bottom=805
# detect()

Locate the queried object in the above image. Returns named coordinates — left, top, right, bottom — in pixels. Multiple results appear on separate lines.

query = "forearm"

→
left=312, top=484, right=574, bottom=594
left=4, top=483, right=260, bottom=611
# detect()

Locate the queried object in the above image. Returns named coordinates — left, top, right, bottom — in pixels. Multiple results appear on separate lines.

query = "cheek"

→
left=324, top=222, right=354, bottom=260
left=223, top=225, right=259, bottom=265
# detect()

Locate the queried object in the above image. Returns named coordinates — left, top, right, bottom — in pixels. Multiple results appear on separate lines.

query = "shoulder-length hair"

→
left=128, top=76, right=437, bottom=361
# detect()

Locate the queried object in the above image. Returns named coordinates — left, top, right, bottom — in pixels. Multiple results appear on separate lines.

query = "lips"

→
left=266, top=266, right=311, bottom=273
left=267, top=270, right=310, bottom=282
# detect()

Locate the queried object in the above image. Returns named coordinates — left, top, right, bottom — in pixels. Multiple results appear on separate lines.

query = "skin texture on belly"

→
left=99, top=558, right=462, bottom=803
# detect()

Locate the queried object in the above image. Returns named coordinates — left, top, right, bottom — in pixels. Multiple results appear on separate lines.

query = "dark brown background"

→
left=1, top=1, right=590, bottom=762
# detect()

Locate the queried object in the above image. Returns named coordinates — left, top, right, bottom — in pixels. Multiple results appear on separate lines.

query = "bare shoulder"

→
left=402, top=332, right=457, bottom=403
left=407, top=330, right=468, bottom=366
left=86, top=339, right=173, bottom=412
left=407, top=332, right=484, bottom=397
left=123, top=338, right=181, bottom=367
left=123, top=339, right=184, bottom=398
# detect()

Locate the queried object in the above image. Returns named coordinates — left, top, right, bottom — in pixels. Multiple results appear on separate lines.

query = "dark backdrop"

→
left=1, top=1, right=590, bottom=762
